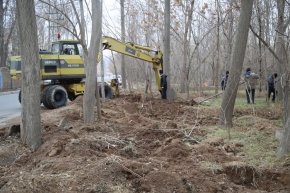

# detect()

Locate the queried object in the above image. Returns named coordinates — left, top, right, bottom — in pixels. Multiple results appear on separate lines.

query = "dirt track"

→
left=0, top=93, right=289, bottom=192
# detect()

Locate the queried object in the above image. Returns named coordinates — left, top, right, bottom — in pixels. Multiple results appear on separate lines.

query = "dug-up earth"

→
left=0, top=91, right=289, bottom=193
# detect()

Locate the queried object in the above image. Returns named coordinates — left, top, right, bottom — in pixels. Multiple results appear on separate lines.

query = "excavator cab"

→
left=40, top=40, right=85, bottom=83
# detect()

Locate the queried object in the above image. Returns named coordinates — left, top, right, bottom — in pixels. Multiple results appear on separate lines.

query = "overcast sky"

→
left=102, top=1, right=121, bottom=38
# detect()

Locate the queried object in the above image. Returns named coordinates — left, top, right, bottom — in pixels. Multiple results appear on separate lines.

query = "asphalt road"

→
left=0, top=91, right=21, bottom=125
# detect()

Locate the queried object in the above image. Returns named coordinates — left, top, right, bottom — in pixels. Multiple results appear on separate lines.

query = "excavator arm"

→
left=102, top=36, right=163, bottom=91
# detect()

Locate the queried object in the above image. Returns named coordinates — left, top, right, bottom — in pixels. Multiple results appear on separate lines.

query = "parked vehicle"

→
left=10, top=36, right=163, bottom=109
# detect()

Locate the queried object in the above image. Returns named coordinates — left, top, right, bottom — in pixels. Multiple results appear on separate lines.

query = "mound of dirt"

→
left=0, top=93, right=289, bottom=192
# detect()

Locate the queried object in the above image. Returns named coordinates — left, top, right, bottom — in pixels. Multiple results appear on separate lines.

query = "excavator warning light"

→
left=57, top=33, right=61, bottom=40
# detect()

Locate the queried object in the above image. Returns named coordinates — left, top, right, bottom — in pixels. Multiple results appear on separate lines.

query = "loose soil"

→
left=0, top=92, right=289, bottom=193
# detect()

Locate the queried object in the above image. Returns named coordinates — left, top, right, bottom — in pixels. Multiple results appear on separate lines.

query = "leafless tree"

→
left=218, top=0, right=254, bottom=128
left=120, top=0, right=126, bottom=89
left=83, top=0, right=102, bottom=124
left=16, top=0, right=41, bottom=150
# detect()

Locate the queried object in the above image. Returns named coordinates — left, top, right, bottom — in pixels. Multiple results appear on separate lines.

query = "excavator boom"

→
left=102, top=36, right=163, bottom=91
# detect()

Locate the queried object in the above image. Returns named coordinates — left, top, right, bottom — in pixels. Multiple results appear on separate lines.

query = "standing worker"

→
left=244, top=68, right=259, bottom=104
left=221, top=71, right=229, bottom=90
left=159, top=70, right=167, bottom=99
left=268, top=73, right=278, bottom=102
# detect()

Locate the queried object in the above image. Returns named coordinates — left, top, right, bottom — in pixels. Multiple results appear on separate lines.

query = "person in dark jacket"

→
left=268, top=73, right=278, bottom=102
left=221, top=71, right=229, bottom=90
left=244, top=67, right=259, bottom=104
left=159, top=70, right=167, bottom=99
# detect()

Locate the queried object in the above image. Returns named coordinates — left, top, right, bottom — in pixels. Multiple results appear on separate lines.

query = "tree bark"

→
left=180, top=1, right=194, bottom=94
left=16, top=0, right=41, bottom=150
left=120, top=0, right=126, bottom=89
left=276, top=0, right=290, bottom=158
left=218, top=0, right=254, bottom=128
left=164, top=0, right=172, bottom=99
left=0, top=0, right=4, bottom=67
left=83, top=0, right=102, bottom=124
left=214, top=0, right=220, bottom=96
left=275, top=0, right=288, bottom=101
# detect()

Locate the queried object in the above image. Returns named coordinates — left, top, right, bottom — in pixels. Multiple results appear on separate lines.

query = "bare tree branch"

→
left=249, top=25, right=280, bottom=63
left=38, top=0, right=80, bottom=40
left=36, top=14, right=78, bottom=38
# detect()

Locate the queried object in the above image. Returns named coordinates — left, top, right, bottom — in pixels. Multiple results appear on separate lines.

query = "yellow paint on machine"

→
left=59, top=56, right=84, bottom=64
left=40, top=68, right=85, bottom=76
left=65, top=82, right=85, bottom=96
left=40, top=54, right=58, bottom=60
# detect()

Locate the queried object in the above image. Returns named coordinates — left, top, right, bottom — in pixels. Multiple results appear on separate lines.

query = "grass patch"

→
left=205, top=126, right=280, bottom=168
left=242, top=130, right=279, bottom=167
left=200, top=96, right=269, bottom=108
left=207, top=126, right=247, bottom=140
left=273, top=118, right=284, bottom=127
left=235, top=116, right=257, bottom=127
left=200, top=161, right=223, bottom=174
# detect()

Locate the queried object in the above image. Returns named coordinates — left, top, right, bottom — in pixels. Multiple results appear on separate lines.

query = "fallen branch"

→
left=116, top=162, right=143, bottom=179
left=182, top=136, right=201, bottom=144
left=198, top=92, right=224, bottom=104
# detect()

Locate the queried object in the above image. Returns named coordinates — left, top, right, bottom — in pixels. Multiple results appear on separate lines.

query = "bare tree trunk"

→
left=16, top=0, right=41, bottom=150
left=180, top=1, right=194, bottom=94
left=164, top=0, right=172, bottom=99
left=218, top=0, right=254, bottom=128
left=95, top=0, right=102, bottom=121
left=225, top=0, right=233, bottom=72
left=214, top=0, right=220, bottom=95
left=100, top=0, right=105, bottom=103
left=120, top=0, right=126, bottom=89
left=0, top=0, right=4, bottom=67
left=276, top=0, right=290, bottom=158
left=83, top=0, right=102, bottom=124
left=101, top=50, right=105, bottom=103
left=79, top=0, right=86, bottom=47
left=256, top=1, right=263, bottom=92
left=275, top=1, right=287, bottom=102
left=4, top=19, right=16, bottom=67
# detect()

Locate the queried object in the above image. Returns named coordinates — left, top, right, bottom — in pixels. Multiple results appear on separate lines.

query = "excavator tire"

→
left=98, top=84, right=112, bottom=99
left=45, top=85, right=67, bottom=109
left=18, top=90, right=21, bottom=104
left=41, top=85, right=54, bottom=109
left=18, top=90, right=42, bottom=105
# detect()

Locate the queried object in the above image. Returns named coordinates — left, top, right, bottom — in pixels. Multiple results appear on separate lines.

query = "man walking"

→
left=221, top=71, right=229, bottom=90
left=268, top=73, right=278, bottom=102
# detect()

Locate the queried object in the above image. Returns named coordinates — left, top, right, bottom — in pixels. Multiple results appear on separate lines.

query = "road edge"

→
left=0, top=90, right=20, bottom=96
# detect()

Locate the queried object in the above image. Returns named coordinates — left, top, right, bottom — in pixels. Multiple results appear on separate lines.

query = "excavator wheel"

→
left=44, top=85, right=67, bottom=109
left=18, top=90, right=42, bottom=104
left=41, top=86, right=54, bottom=109
left=98, top=84, right=112, bottom=99
left=18, top=90, right=21, bottom=104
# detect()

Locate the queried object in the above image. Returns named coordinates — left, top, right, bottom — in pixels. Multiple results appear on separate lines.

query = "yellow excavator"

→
left=10, top=36, right=163, bottom=109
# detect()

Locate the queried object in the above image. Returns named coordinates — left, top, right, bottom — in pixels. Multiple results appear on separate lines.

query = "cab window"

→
left=62, top=44, right=77, bottom=55
left=77, top=44, right=83, bottom=57
left=52, top=43, right=60, bottom=54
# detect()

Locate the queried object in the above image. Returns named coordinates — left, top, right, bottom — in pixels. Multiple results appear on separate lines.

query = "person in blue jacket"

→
left=159, top=70, right=167, bottom=99
left=221, top=71, right=229, bottom=90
